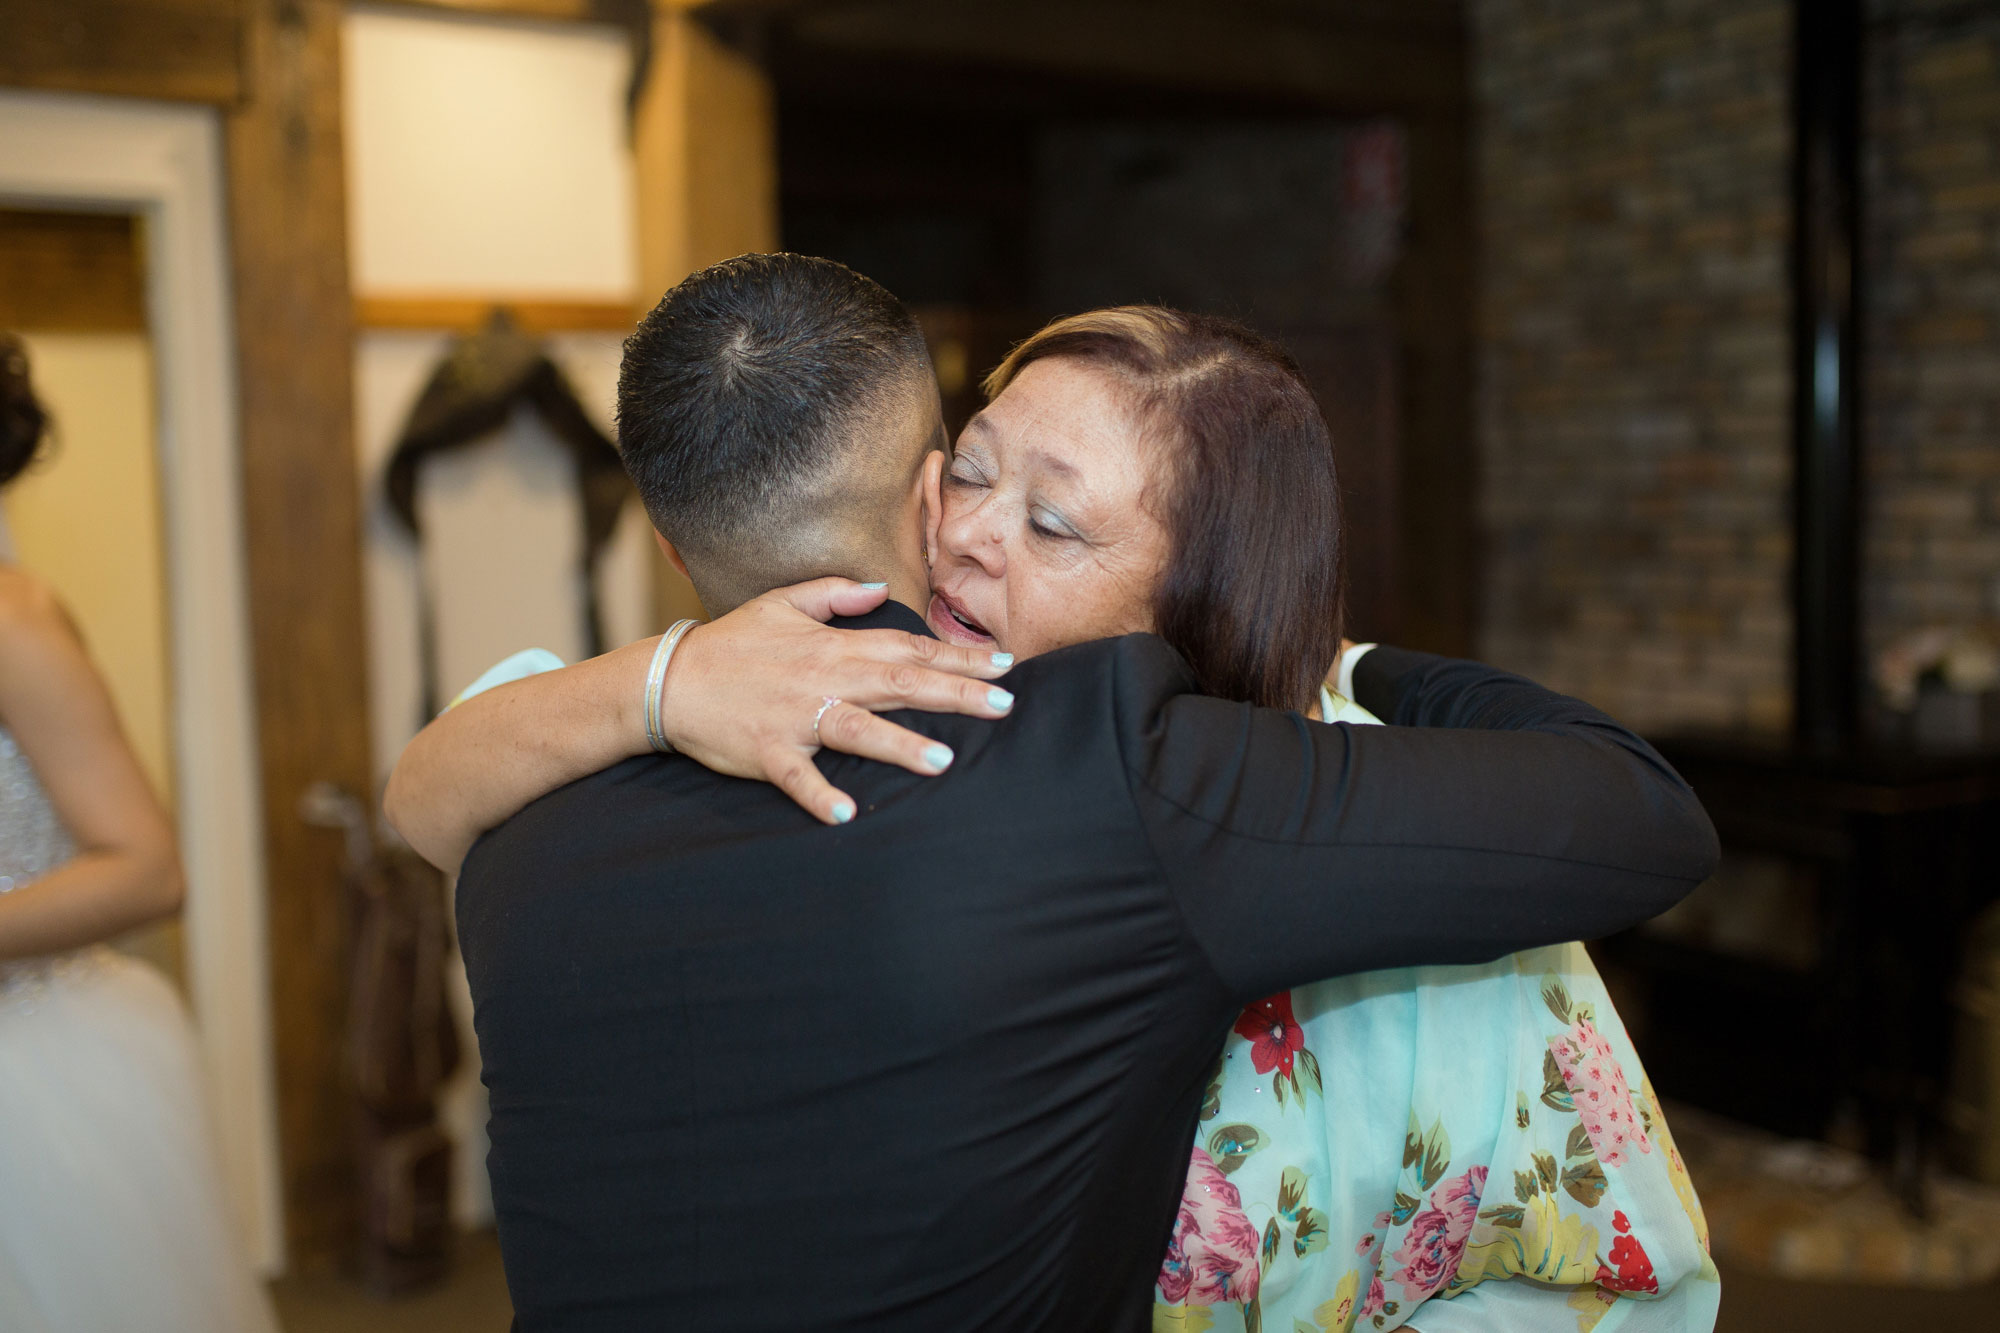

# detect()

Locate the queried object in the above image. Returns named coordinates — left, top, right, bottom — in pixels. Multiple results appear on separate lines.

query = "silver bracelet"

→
left=644, top=619, right=700, bottom=754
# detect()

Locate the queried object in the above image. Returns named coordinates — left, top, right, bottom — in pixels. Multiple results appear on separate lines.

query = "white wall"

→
left=345, top=3, right=638, bottom=297
left=343, top=5, right=655, bottom=1229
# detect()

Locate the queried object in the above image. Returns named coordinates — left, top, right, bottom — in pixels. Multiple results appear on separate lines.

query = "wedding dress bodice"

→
left=0, top=725, right=80, bottom=998
left=0, top=726, right=75, bottom=895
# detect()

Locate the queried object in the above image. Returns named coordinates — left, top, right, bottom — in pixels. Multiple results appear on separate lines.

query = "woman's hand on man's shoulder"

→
left=657, top=578, right=1020, bottom=826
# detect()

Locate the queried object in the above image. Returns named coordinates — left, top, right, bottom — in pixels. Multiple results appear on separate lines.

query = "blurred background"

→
left=1, top=0, right=1997, bottom=1329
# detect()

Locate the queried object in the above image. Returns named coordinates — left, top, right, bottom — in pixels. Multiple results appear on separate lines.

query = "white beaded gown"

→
left=0, top=728, right=279, bottom=1333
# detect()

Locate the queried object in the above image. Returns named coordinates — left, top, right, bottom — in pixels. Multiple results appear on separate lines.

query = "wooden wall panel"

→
left=633, top=7, right=778, bottom=333
left=0, top=0, right=243, bottom=104
left=225, top=0, right=372, bottom=1268
left=0, top=209, right=148, bottom=333
left=633, top=4, right=778, bottom=624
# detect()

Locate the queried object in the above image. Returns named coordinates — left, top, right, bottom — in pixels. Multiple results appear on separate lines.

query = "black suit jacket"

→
left=458, top=604, right=1716, bottom=1332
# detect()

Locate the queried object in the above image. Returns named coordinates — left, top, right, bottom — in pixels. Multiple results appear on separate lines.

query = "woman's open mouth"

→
left=927, top=591, right=996, bottom=646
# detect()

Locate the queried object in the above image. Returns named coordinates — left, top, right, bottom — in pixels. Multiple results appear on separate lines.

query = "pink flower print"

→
left=1438, top=1166, right=1486, bottom=1236
left=1157, top=1147, right=1262, bottom=1306
left=1355, top=1232, right=1378, bottom=1257
left=1389, top=1167, right=1485, bottom=1303
left=1548, top=1016, right=1652, bottom=1167
left=1360, top=1271, right=1388, bottom=1319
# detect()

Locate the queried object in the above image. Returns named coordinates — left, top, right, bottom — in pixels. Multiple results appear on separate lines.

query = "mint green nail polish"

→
left=988, top=688, right=1014, bottom=711
left=831, top=800, right=855, bottom=824
left=991, top=653, right=1014, bottom=668
left=924, top=744, right=954, bottom=772
left=859, top=581, right=888, bottom=589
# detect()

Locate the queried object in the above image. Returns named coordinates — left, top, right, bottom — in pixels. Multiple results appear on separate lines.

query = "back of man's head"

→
left=617, top=253, right=939, bottom=613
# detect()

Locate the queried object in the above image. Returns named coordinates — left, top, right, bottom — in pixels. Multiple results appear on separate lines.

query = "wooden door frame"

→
left=220, top=0, right=373, bottom=1267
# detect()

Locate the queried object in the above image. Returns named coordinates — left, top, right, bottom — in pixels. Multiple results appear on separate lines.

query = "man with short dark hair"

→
left=616, top=252, right=945, bottom=616
left=444, top=255, right=1717, bottom=1330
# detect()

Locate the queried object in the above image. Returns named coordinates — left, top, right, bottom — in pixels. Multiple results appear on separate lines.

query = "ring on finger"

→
left=812, top=696, right=841, bottom=744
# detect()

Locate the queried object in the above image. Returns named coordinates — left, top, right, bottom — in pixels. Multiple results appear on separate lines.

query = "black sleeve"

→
left=1119, top=642, right=1719, bottom=1003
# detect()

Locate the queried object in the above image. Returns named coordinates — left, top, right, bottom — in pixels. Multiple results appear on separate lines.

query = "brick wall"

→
left=1866, top=1, right=2000, bottom=663
left=1475, top=0, right=2000, bottom=736
left=1473, top=0, right=1794, bottom=735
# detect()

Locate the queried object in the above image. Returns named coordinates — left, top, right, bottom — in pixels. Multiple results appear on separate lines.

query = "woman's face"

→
left=924, top=357, right=1171, bottom=660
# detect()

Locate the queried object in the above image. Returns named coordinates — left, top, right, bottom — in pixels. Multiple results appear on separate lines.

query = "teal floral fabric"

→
left=1151, top=696, right=1719, bottom=1333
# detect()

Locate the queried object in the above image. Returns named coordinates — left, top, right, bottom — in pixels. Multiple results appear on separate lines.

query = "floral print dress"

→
left=1151, top=694, right=1719, bottom=1333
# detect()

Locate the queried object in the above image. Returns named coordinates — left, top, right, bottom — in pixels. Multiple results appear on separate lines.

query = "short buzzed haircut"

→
left=616, top=253, right=934, bottom=574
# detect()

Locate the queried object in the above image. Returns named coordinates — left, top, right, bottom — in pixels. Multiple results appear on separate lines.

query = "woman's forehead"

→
left=971, top=360, right=1143, bottom=470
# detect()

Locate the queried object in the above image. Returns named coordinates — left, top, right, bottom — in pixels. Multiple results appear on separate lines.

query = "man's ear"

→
left=920, top=449, right=946, bottom=566
left=652, top=530, right=690, bottom=580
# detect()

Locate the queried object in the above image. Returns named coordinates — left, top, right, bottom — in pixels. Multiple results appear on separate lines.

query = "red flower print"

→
left=1595, top=1210, right=1658, bottom=1294
left=1234, top=992, right=1305, bottom=1078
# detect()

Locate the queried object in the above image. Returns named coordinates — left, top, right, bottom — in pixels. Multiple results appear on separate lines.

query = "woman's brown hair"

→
left=985, top=307, right=1344, bottom=711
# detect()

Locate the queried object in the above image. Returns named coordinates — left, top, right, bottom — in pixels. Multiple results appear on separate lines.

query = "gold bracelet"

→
left=644, top=619, right=700, bottom=754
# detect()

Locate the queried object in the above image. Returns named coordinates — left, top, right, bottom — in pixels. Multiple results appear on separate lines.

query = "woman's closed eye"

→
left=1030, top=509, right=1078, bottom=541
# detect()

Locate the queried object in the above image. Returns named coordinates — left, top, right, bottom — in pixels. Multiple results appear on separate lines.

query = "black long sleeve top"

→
left=457, top=605, right=1717, bottom=1332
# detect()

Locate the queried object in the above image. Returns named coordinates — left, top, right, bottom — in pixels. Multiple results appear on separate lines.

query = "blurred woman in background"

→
left=0, top=334, right=276, bottom=1333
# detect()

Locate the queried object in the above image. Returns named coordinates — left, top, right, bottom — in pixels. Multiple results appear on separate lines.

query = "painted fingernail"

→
left=859, top=582, right=888, bottom=589
left=831, top=800, right=856, bottom=824
left=924, top=744, right=954, bottom=772
left=987, top=688, right=1014, bottom=711
left=991, top=653, right=1014, bottom=668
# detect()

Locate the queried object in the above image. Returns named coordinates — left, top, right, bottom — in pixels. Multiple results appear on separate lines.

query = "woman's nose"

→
left=939, top=503, right=1005, bottom=575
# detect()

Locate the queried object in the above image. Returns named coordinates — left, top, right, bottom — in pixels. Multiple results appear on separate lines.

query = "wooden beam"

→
left=225, top=0, right=373, bottom=1269
left=355, top=293, right=638, bottom=334
left=357, top=0, right=609, bottom=23
left=0, top=209, right=147, bottom=334
left=0, top=0, right=243, bottom=105
left=632, top=1, right=779, bottom=624
left=634, top=5, right=779, bottom=295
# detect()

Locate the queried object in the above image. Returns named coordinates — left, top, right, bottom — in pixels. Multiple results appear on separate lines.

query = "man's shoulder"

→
left=860, top=632, right=1199, bottom=759
left=461, top=753, right=791, bottom=885
left=826, top=602, right=1199, bottom=730
left=1010, top=632, right=1204, bottom=747
left=854, top=633, right=1203, bottom=812
left=1004, top=631, right=1198, bottom=703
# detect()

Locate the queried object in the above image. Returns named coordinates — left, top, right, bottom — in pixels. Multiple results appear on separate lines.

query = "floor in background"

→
left=265, top=1209, right=2000, bottom=1333
left=1670, top=1102, right=2000, bottom=1290
left=1715, top=1262, right=2000, bottom=1332
left=1671, top=1099, right=2000, bottom=1331
left=269, top=1229, right=512, bottom=1333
